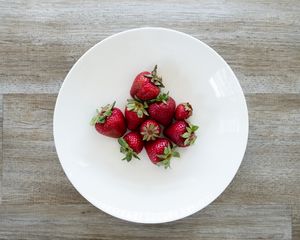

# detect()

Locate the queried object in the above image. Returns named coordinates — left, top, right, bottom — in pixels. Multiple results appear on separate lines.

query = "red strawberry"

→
left=140, top=119, right=161, bottom=141
left=145, top=138, right=180, bottom=169
left=164, top=121, right=198, bottom=147
left=125, top=99, right=148, bottom=130
left=130, top=65, right=164, bottom=101
left=175, top=103, right=193, bottom=120
left=118, top=132, right=143, bottom=161
left=90, top=101, right=126, bottom=138
left=148, top=92, right=176, bottom=127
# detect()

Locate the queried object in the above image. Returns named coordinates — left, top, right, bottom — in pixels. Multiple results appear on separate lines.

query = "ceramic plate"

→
left=53, top=27, right=248, bottom=223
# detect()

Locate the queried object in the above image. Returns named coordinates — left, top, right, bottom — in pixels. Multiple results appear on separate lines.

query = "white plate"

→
left=53, top=27, right=248, bottom=223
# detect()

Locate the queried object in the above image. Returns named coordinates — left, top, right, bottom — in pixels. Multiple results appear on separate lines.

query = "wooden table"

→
left=1, top=1, right=299, bottom=239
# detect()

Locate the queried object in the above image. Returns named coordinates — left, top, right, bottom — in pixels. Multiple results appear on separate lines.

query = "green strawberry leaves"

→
left=118, top=137, right=140, bottom=162
left=150, top=91, right=169, bottom=104
left=183, top=102, right=192, bottom=112
left=141, top=123, right=160, bottom=141
left=157, top=145, right=180, bottom=169
left=181, top=122, right=199, bottom=146
left=126, top=99, right=149, bottom=118
left=90, top=101, right=115, bottom=125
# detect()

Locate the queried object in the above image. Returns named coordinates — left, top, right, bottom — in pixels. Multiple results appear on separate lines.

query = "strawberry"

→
left=175, top=103, right=193, bottom=120
left=130, top=65, right=164, bottom=101
left=164, top=121, right=198, bottom=147
left=145, top=138, right=180, bottom=169
left=118, top=132, right=143, bottom=161
left=140, top=119, right=161, bottom=141
left=90, top=101, right=126, bottom=138
left=148, top=92, right=176, bottom=127
left=125, top=99, right=148, bottom=130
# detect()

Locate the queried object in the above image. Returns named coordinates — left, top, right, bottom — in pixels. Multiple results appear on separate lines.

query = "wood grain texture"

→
left=2, top=94, right=85, bottom=204
left=0, top=95, right=2, bottom=203
left=1, top=0, right=300, bottom=238
left=1, top=0, right=299, bottom=94
left=216, top=94, right=300, bottom=205
left=0, top=204, right=292, bottom=240
left=293, top=205, right=300, bottom=240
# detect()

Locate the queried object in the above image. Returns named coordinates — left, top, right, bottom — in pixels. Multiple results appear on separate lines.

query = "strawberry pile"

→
left=90, top=65, right=198, bottom=169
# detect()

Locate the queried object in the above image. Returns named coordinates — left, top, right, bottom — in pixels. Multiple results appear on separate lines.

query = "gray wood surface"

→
left=0, top=0, right=299, bottom=239
left=0, top=204, right=292, bottom=240
left=293, top=205, right=300, bottom=240
left=0, top=95, right=2, bottom=203
left=1, top=0, right=299, bottom=94
left=217, top=94, right=300, bottom=205
left=2, top=95, right=84, bottom=204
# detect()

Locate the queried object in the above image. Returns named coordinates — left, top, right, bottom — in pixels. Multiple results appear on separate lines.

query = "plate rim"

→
left=53, top=27, right=249, bottom=223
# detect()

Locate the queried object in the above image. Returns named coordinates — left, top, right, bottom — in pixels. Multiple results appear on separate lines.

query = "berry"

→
left=145, top=138, right=180, bottom=169
left=90, top=101, right=126, bottom=138
left=164, top=121, right=198, bottom=147
left=148, top=92, right=176, bottom=127
left=175, top=103, right=193, bottom=120
left=118, top=132, right=143, bottom=161
left=130, top=65, right=164, bottom=101
left=125, top=99, right=148, bottom=130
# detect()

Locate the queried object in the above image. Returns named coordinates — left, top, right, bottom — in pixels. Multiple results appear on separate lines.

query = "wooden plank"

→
left=0, top=0, right=299, bottom=94
left=293, top=205, right=300, bottom=240
left=216, top=94, right=300, bottom=204
left=0, top=95, right=2, bottom=203
left=0, top=0, right=299, bottom=238
left=0, top=204, right=292, bottom=239
left=2, top=94, right=85, bottom=204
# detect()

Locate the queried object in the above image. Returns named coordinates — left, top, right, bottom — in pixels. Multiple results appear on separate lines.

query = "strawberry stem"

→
left=144, top=65, right=165, bottom=88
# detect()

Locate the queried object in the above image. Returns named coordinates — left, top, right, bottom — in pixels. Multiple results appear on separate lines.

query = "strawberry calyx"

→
left=157, top=145, right=180, bottom=169
left=141, top=123, right=160, bottom=141
left=150, top=91, right=169, bottom=104
left=183, top=102, right=193, bottom=112
left=144, top=65, right=165, bottom=88
left=126, top=99, right=149, bottom=118
left=181, top=122, right=199, bottom=146
left=90, top=101, right=116, bottom=125
left=118, top=137, right=140, bottom=162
